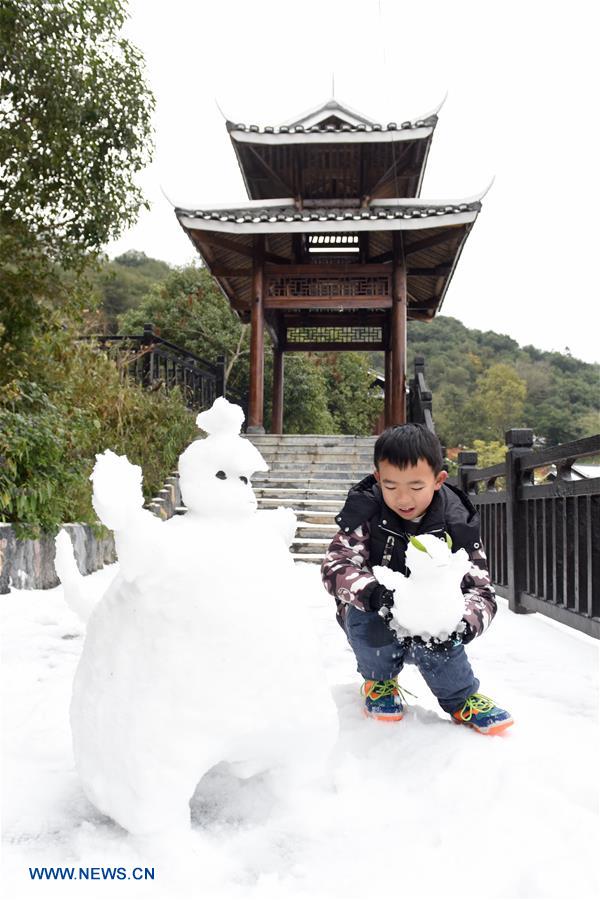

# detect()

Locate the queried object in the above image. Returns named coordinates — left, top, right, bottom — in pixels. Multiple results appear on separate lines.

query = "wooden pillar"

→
left=391, top=232, right=407, bottom=425
left=272, top=348, right=284, bottom=434
left=247, top=235, right=265, bottom=433
left=384, top=348, right=392, bottom=428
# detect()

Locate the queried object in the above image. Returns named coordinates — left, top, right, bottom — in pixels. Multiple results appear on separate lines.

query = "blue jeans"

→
left=343, top=604, right=479, bottom=714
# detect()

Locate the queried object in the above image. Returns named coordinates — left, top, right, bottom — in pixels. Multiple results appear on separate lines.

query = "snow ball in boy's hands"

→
left=373, top=533, right=471, bottom=640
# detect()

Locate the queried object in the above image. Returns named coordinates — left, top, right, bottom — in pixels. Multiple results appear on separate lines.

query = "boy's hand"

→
left=413, top=621, right=475, bottom=652
left=365, top=584, right=395, bottom=613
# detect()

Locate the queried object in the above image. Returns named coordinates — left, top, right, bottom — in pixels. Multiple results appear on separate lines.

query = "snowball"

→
left=69, top=397, right=338, bottom=835
left=373, top=533, right=471, bottom=640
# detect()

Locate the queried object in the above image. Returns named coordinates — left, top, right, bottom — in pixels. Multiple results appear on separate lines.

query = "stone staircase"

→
left=244, top=434, right=376, bottom=564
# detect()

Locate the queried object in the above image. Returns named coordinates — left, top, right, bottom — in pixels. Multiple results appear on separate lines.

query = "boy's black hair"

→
left=374, top=424, right=444, bottom=474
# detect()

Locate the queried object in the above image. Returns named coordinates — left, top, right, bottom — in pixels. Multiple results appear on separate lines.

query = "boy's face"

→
left=374, top=457, right=447, bottom=520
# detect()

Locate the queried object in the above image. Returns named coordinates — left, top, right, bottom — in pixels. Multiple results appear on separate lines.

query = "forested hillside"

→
left=405, top=317, right=599, bottom=446
left=99, top=253, right=599, bottom=448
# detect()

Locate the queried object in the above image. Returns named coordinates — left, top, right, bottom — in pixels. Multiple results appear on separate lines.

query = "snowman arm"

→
left=459, top=542, right=497, bottom=640
left=321, top=523, right=378, bottom=613
left=254, top=506, right=297, bottom=547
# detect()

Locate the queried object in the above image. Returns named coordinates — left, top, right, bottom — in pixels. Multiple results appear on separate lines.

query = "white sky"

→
left=106, top=0, right=600, bottom=364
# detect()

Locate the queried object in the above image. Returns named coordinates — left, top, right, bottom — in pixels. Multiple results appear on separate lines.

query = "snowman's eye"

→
left=215, top=470, right=227, bottom=480
left=239, top=476, right=248, bottom=484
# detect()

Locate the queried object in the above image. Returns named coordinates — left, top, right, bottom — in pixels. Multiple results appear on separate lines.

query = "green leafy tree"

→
left=91, top=252, right=172, bottom=331
left=0, top=0, right=153, bottom=265
left=0, top=0, right=154, bottom=382
left=319, top=352, right=382, bottom=435
left=0, top=343, right=196, bottom=537
left=0, top=1, right=185, bottom=537
left=118, top=265, right=251, bottom=396
left=265, top=354, right=336, bottom=435
left=575, top=409, right=600, bottom=438
left=469, top=440, right=506, bottom=468
left=470, top=363, right=527, bottom=441
left=119, top=265, right=338, bottom=434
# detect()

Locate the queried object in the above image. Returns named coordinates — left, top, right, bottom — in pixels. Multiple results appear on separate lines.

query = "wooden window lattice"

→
left=286, top=326, right=383, bottom=344
left=268, top=275, right=389, bottom=297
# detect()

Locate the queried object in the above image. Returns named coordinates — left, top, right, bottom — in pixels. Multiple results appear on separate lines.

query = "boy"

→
left=321, top=424, right=513, bottom=735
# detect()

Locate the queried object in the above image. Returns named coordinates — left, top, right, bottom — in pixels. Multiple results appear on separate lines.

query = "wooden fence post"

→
left=457, top=450, right=478, bottom=495
left=505, top=428, right=535, bottom=614
left=141, top=323, right=154, bottom=388
left=216, top=354, right=227, bottom=399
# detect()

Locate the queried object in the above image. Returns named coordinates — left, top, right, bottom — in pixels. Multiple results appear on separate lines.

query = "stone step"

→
left=257, top=497, right=341, bottom=509
left=245, top=434, right=376, bottom=443
left=258, top=445, right=373, bottom=455
left=296, top=522, right=337, bottom=536
left=259, top=458, right=371, bottom=469
left=292, top=538, right=332, bottom=554
left=292, top=508, right=338, bottom=522
left=254, top=478, right=354, bottom=491
left=254, top=489, right=347, bottom=502
left=292, top=553, right=326, bottom=563
left=252, top=460, right=372, bottom=481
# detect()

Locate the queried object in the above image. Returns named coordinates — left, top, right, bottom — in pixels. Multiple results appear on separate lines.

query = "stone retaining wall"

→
left=0, top=523, right=116, bottom=594
left=146, top=472, right=184, bottom=519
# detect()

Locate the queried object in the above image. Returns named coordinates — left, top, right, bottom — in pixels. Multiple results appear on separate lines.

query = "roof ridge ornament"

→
left=280, top=97, right=377, bottom=128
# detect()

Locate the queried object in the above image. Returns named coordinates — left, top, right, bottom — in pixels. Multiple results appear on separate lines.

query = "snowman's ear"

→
left=445, top=532, right=453, bottom=550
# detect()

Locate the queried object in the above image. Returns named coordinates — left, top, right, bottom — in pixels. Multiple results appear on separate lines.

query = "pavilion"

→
left=173, top=98, right=483, bottom=433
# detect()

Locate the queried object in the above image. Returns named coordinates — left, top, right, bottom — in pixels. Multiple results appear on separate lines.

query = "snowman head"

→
left=405, top=533, right=453, bottom=575
left=177, top=397, right=268, bottom=519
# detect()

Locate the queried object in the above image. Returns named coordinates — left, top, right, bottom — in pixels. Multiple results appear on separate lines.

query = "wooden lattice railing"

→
left=449, top=430, right=600, bottom=638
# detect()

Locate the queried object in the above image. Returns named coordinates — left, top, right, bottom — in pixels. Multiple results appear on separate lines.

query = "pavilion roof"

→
left=226, top=98, right=440, bottom=201
left=175, top=196, right=481, bottom=325
left=176, top=198, right=479, bottom=231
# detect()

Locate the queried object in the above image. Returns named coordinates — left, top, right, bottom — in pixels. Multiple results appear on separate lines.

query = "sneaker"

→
left=452, top=692, right=514, bottom=735
left=362, top=678, right=406, bottom=722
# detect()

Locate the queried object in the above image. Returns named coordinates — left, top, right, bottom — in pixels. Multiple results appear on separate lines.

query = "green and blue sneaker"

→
left=362, top=678, right=412, bottom=722
left=452, top=692, right=514, bottom=735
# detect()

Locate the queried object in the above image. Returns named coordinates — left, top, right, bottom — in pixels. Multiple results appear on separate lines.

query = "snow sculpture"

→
left=373, top=533, right=471, bottom=641
left=65, top=397, right=338, bottom=835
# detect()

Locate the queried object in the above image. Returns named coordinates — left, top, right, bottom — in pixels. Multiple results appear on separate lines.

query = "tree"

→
left=470, top=364, right=527, bottom=441
left=319, top=352, right=382, bottom=435
left=265, top=354, right=336, bottom=435
left=0, top=0, right=153, bottom=265
left=0, top=0, right=155, bottom=382
left=118, top=265, right=251, bottom=394
left=0, top=1, right=182, bottom=537
left=119, top=265, right=338, bottom=434
left=90, top=252, right=172, bottom=331
left=469, top=440, right=506, bottom=468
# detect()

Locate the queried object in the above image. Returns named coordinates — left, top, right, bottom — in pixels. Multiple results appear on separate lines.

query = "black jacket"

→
left=334, top=475, right=483, bottom=578
left=321, top=475, right=497, bottom=639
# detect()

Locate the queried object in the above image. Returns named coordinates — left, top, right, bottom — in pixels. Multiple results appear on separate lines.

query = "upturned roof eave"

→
left=173, top=193, right=486, bottom=213
left=226, top=122, right=436, bottom=145
left=173, top=196, right=482, bottom=236
left=176, top=208, right=479, bottom=235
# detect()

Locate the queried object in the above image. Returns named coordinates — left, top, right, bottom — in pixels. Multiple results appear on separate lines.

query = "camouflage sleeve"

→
left=320, top=523, right=377, bottom=613
left=460, top=542, right=497, bottom=639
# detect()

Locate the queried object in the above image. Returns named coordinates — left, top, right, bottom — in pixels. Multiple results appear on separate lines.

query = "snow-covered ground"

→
left=2, top=562, right=599, bottom=900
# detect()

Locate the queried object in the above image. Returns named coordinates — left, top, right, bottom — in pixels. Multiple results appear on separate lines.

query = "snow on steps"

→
left=245, top=434, right=376, bottom=563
